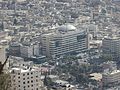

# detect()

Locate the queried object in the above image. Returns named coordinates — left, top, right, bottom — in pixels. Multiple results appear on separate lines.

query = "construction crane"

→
left=0, top=55, right=9, bottom=74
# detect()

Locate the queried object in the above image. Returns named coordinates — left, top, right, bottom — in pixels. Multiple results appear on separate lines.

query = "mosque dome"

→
left=58, top=24, right=76, bottom=32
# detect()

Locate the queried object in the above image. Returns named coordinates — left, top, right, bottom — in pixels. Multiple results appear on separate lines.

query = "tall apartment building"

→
left=10, top=66, right=44, bottom=90
left=41, top=24, right=89, bottom=57
left=102, top=36, right=120, bottom=60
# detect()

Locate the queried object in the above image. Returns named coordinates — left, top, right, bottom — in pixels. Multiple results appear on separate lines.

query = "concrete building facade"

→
left=20, top=45, right=33, bottom=58
left=41, top=24, right=89, bottom=57
left=10, top=67, right=43, bottom=90
left=102, top=70, right=120, bottom=85
left=102, top=36, right=120, bottom=60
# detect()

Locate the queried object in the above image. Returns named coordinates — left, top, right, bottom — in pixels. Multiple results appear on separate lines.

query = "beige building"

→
left=41, top=24, right=89, bottom=57
left=10, top=66, right=44, bottom=90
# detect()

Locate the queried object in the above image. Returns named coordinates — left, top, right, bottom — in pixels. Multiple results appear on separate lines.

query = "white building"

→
left=33, top=43, right=40, bottom=56
left=102, top=70, right=120, bottom=85
left=20, top=45, right=33, bottom=58
left=10, top=66, right=44, bottom=90
left=20, top=42, right=40, bottom=58
left=41, top=24, right=89, bottom=57
left=102, top=36, right=120, bottom=60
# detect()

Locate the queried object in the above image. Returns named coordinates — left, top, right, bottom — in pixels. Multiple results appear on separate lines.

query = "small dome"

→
left=58, top=24, right=76, bottom=32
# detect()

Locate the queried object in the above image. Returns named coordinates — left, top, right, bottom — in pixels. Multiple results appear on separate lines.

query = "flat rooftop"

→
left=10, top=67, right=40, bottom=73
left=103, top=70, right=120, bottom=75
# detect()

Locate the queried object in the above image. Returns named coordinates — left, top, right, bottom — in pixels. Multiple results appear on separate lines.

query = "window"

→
left=31, top=85, right=33, bottom=87
left=36, top=83, right=38, bottom=86
left=24, top=86, right=25, bottom=88
left=27, top=77, right=29, bottom=79
left=31, top=72, right=33, bottom=74
left=18, top=81, right=20, bottom=83
left=18, top=73, right=20, bottom=75
left=55, top=41, right=60, bottom=47
left=36, top=88, right=38, bottom=90
left=36, top=76, right=38, bottom=78
left=23, top=74, right=25, bottom=76
left=31, top=80, right=33, bottom=83
left=18, top=85, right=20, bottom=87
left=31, top=77, right=33, bottom=79
left=28, top=85, right=29, bottom=88
left=18, top=77, right=20, bottom=79
left=23, top=82, right=25, bottom=84
left=23, top=78, right=25, bottom=80
left=77, top=35, right=86, bottom=42
left=27, top=73, right=29, bottom=75
left=27, top=81, right=29, bottom=83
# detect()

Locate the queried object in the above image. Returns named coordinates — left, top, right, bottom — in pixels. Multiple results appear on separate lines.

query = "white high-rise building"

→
left=41, top=24, right=89, bottom=57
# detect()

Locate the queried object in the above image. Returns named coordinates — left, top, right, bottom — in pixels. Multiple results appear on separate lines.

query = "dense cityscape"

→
left=0, top=0, right=120, bottom=90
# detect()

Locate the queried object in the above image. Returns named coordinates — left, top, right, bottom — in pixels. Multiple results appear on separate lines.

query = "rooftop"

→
left=10, top=66, right=39, bottom=73
left=111, top=70, right=120, bottom=75
left=58, top=24, right=76, bottom=32
left=103, top=70, right=120, bottom=75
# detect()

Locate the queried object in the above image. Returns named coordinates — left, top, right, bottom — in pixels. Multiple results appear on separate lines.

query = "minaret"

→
left=13, top=0, right=17, bottom=13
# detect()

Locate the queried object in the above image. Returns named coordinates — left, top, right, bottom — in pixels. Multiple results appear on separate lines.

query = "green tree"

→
left=44, top=74, right=52, bottom=88
left=102, top=54, right=113, bottom=61
left=0, top=74, right=11, bottom=90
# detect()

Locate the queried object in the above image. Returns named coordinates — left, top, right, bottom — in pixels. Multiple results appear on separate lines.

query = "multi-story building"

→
left=10, top=66, right=44, bottom=90
left=20, top=45, right=34, bottom=58
left=102, top=36, right=120, bottom=60
left=20, top=42, right=40, bottom=58
left=102, top=70, right=120, bottom=85
left=9, top=42, right=21, bottom=56
left=33, top=42, right=40, bottom=56
left=41, top=24, right=89, bottom=57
